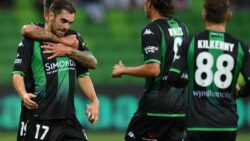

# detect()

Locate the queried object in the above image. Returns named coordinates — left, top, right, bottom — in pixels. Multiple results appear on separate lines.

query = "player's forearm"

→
left=78, top=76, right=99, bottom=103
left=12, top=74, right=27, bottom=99
left=122, top=64, right=160, bottom=77
left=69, top=50, right=97, bottom=69
left=22, top=25, right=59, bottom=43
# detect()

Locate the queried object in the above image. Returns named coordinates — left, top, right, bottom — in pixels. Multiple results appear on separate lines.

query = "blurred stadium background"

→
left=0, top=0, right=250, bottom=141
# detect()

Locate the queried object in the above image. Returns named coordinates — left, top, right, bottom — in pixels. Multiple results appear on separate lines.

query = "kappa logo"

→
left=127, top=131, right=135, bottom=139
left=143, top=29, right=154, bottom=35
left=18, top=42, right=23, bottom=47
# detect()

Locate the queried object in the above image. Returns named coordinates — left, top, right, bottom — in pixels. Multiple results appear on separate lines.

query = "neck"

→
left=45, top=22, right=51, bottom=33
left=149, top=10, right=166, bottom=22
left=205, top=21, right=226, bottom=32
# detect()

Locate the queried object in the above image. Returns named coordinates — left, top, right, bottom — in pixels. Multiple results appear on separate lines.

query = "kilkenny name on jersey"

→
left=198, top=40, right=234, bottom=52
left=168, top=27, right=183, bottom=37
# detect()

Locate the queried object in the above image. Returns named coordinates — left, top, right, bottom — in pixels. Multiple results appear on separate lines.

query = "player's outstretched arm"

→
left=21, top=24, right=60, bottom=44
left=12, top=74, right=38, bottom=109
left=22, top=24, right=97, bottom=69
left=78, top=76, right=99, bottom=125
left=112, top=61, right=160, bottom=78
left=21, top=24, right=79, bottom=48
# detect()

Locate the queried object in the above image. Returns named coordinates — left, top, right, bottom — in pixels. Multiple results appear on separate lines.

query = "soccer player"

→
left=168, top=0, right=250, bottom=141
left=112, top=0, right=189, bottom=140
left=21, top=0, right=97, bottom=69
left=12, top=1, right=99, bottom=141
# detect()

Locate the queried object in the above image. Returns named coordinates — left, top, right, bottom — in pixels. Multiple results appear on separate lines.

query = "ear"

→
left=48, top=11, right=55, bottom=21
left=201, top=9, right=206, bottom=21
left=226, top=11, right=232, bottom=22
left=44, top=12, right=49, bottom=22
left=147, top=0, right=152, bottom=8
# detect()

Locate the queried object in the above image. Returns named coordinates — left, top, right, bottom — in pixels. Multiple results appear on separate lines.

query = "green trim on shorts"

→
left=187, top=127, right=238, bottom=132
left=147, top=113, right=186, bottom=117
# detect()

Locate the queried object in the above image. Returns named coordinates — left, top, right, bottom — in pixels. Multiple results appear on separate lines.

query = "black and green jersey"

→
left=12, top=30, right=89, bottom=120
left=137, top=18, right=189, bottom=116
left=170, top=30, right=250, bottom=131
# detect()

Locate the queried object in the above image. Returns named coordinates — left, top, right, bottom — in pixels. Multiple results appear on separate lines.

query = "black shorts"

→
left=17, top=106, right=28, bottom=141
left=125, top=114, right=185, bottom=141
left=186, top=131, right=237, bottom=141
left=17, top=118, right=88, bottom=141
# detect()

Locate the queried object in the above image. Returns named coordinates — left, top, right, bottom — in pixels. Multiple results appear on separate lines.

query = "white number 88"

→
left=195, top=52, right=234, bottom=89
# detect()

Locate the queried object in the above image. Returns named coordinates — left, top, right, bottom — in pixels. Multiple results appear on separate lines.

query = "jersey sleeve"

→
left=238, top=44, right=250, bottom=97
left=74, top=32, right=91, bottom=77
left=241, top=45, right=250, bottom=79
left=12, top=39, right=33, bottom=76
left=76, top=32, right=90, bottom=52
left=76, top=64, right=89, bottom=78
left=141, top=25, right=161, bottom=64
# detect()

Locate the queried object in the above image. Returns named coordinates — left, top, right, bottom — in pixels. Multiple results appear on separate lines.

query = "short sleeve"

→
left=76, top=32, right=90, bottom=52
left=241, top=44, right=250, bottom=81
left=141, top=25, right=161, bottom=64
left=12, top=39, right=33, bottom=76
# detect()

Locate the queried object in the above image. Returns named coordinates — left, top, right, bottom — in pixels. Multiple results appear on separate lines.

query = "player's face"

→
left=50, top=10, right=75, bottom=37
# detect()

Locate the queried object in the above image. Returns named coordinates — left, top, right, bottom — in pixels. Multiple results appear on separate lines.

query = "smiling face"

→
left=49, top=10, right=75, bottom=37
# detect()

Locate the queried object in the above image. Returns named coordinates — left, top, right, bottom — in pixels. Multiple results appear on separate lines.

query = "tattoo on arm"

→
left=69, top=50, right=97, bottom=69
left=33, top=27, right=59, bottom=42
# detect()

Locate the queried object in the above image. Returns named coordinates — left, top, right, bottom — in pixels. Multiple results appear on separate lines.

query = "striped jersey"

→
left=137, top=18, right=189, bottom=116
left=13, top=30, right=89, bottom=120
left=170, top=30, right=250, bottom=131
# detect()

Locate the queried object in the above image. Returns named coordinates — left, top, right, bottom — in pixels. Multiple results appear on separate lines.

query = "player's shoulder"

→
left=66, top=29, right=82, bottom=36
left=27, top=22, right=45, bottom=28
left=141, top=21, right=161, bottom=36
left=170, top=18, right=187, bottom=27
left=225, top=33, right=248, bottom=47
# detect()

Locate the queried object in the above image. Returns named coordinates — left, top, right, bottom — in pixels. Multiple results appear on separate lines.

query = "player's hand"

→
left=112, top=60, right=125, bottom=78
left=42, top=42, right=73, bottom=59
left=59, top=35, right=79, bottom=49
left=234, top=84, right=241, bottom=98
left=21, top=93, right=38, bottom=110
left=85, top=101, right=99, bottom=125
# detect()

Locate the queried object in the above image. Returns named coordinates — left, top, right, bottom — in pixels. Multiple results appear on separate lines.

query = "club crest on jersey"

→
left=143, top=29, right=154, bottom=35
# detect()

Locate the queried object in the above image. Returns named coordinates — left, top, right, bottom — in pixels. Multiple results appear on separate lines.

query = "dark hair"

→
left=50, top=0, right=76, bottom=15
left=150, top=0, right=174, bottom=18
left=204, top=0, right=230, bottom=23
left=43, top=0, right=55, bottom=13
